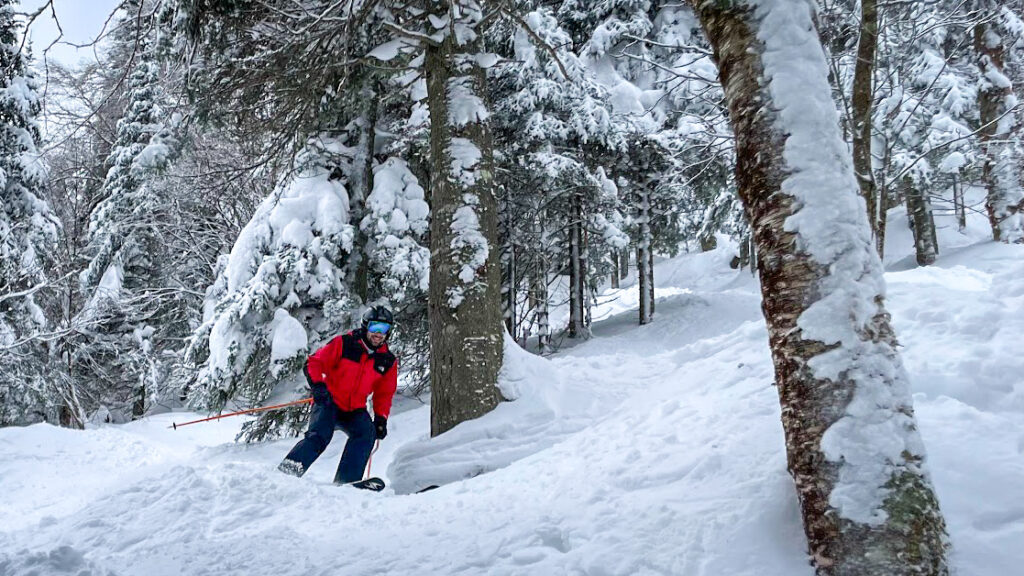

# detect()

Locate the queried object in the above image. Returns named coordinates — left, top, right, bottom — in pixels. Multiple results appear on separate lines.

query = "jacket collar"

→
left=352, top=328, right=388, bottom=355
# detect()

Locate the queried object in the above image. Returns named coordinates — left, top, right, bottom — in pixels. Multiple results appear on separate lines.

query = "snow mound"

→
left=387, top=333, right=598, bottom=494
left=0, top=546, right=117, bottom=576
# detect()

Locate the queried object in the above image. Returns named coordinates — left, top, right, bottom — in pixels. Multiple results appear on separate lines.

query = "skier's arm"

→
left=306, top=336, right=342, bottom=384
left=372, top=359, right=399, bottom=418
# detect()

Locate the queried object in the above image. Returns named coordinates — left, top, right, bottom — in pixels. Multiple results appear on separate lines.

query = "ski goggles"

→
left=367, top=321, right=392, bottom=335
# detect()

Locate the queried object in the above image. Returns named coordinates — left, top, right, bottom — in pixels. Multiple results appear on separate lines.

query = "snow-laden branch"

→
left=500, top=7, right=569, bottom=80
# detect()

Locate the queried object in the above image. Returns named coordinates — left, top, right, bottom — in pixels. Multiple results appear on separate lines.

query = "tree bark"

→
left=693, top=1, right=949, bottom=574
left=637, top=186, right=654, bottom=325
left=567, top=191, right=588, bottom=338
left=975, top=8, right=1024, bottom=243
left=904, top=178, right=938, bottom=266
left=611, top=252, right=620, bottom=289
left=426, top=24, right=504, bottom=437
left=533, top=265, right=550, bottom=353
left=952, top=173, right=966, bottom=232
left=648, top=245, right=655, bottom=316
left=350, top=75, right=378, bottom=301
left=852, top=0, right=880, bottom=249
left=501, top=200, right=517, bottom=339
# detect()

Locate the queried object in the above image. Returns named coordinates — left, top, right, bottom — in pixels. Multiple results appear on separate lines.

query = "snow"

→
left=447, top=76, right=489, bottom=127
left=269, top=309, right=307, bottom=365
left=447, top=192, right=490, bottom=308
left=448, top=137, right=482, bottom=186
left=225, top=147, right=352, bottom=293
left=95, top=263, right=124, bottom=301
left=1, top=190, right=1022, bottom=574
left=938, top=151, right=967, bottom=173
left=367, top=39, right=409, bottom=62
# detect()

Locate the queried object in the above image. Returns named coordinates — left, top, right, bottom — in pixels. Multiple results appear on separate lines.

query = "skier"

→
left=278, top=306, right=398, bottom=486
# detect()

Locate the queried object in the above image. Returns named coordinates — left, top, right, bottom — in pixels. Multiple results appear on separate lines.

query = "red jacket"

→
left=305, top=329, right=399, bottom=418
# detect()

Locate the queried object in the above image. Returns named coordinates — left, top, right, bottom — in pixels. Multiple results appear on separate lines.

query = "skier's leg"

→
left=279, top=401, right=337, bottom=476
left=333, top=409, right=375, bottom=484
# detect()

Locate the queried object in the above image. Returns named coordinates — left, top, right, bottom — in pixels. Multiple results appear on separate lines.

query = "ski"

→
left=347, top=477, right=386, bottom=491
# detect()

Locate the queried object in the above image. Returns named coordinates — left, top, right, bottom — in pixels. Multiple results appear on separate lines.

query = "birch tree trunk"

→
left=975, top=4, right=1024, bottom=243
left=693, top=0, right=949, bottom=573
left=425, top=10, right=504, bottom=437
left=637, top=186, right=654, bottom=325
left=904, top=178, right=938, bottom=266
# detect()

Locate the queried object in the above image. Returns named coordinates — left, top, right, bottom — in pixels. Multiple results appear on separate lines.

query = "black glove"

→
left=310, top=383, right=331, bottom=405
left=374, top=415, right=388, bottom=440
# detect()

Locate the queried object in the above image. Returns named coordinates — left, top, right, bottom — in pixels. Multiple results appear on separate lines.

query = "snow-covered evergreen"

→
left=0, top=2, right=59, bottom=426
left=185, top=139, right=356, bottom=435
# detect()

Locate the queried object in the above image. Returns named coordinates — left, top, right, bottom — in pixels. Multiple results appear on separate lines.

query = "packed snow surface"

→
left=1, top=201, right=1022, bottom=575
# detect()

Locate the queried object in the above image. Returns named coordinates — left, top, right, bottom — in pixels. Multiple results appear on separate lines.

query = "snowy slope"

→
left=2, top=199, right=1022, bottom=576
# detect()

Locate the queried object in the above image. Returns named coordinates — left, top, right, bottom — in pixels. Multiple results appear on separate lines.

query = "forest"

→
left=1, top=0, right=1022, bottom=574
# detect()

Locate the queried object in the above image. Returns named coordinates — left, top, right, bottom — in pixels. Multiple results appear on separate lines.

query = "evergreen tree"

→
left=974, top=0, right=1024, bottom=243
left=0, top=3, right=60, bottom=426
left=488, top=4, right=628, bottom=342
left=77, top=15, right=181, bottom=420
left=185, top=139, right=357, bottom=439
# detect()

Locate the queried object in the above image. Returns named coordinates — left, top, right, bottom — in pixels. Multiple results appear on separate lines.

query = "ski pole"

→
left=170, top=397, right=313, bottom=430
left=364, top=440, right=380, bottom=480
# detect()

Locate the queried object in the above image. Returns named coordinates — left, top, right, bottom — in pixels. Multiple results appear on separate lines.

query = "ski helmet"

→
left=361, top=305, right=395, bottom=330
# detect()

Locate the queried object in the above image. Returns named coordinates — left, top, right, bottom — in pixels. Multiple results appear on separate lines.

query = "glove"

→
left=374, top=415, right=388, bottom=440
left=310, top=383, right=331, bottom=405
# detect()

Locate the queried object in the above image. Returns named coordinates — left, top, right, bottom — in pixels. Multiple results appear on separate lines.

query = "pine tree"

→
left=0, top=3, right=60, bottom=426
left=185, top=139, right=358, bottom=439
left=974, top=0, right=1024, bottom=243
left=78, top=17, right=181, bottom=420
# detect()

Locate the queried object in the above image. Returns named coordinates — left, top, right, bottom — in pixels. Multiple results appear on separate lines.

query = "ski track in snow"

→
left=1, top=202, right=1022, bottom=575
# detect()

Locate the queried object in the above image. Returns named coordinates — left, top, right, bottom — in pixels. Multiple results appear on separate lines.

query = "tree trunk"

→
left=694, top=1, right=949, bottom=574
left=533, top=265, right=550, bottom=353
left=567, top=191, right=588, bottom=338
left=533, top=210, right=551, bottom=353
left=350, top=75, right=378, bottom=301
left=975, top=6, right=1024, bottom=243
left=852, top=0, right=880, bottom=249
left=952, top=173, right=966, bottom=232
left=501, top=199, right=517, bottom=339
left=637, top=186, right=653, bottom=325
left=132, top=381, right=145, bottom=419
left=620, top=248, right=629, bottom=280
left=905, top=178, right=938, bottom=266
left=611, top=251, right=620, bottom=289
left=876, top=187, right=887, bottom=259
left=648, top=245, right=655, bottom=316
left=425, top=26, right=504, bottom=437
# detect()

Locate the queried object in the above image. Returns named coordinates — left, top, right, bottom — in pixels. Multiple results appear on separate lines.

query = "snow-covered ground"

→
left=2, top=198, right=1021, bottom=575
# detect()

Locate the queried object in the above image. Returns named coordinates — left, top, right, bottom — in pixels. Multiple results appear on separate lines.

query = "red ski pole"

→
left=170, top=397, right=313, bottom=430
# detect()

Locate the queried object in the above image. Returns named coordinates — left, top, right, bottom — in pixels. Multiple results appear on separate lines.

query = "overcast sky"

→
left=20, top=0, right=125, bottom=67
